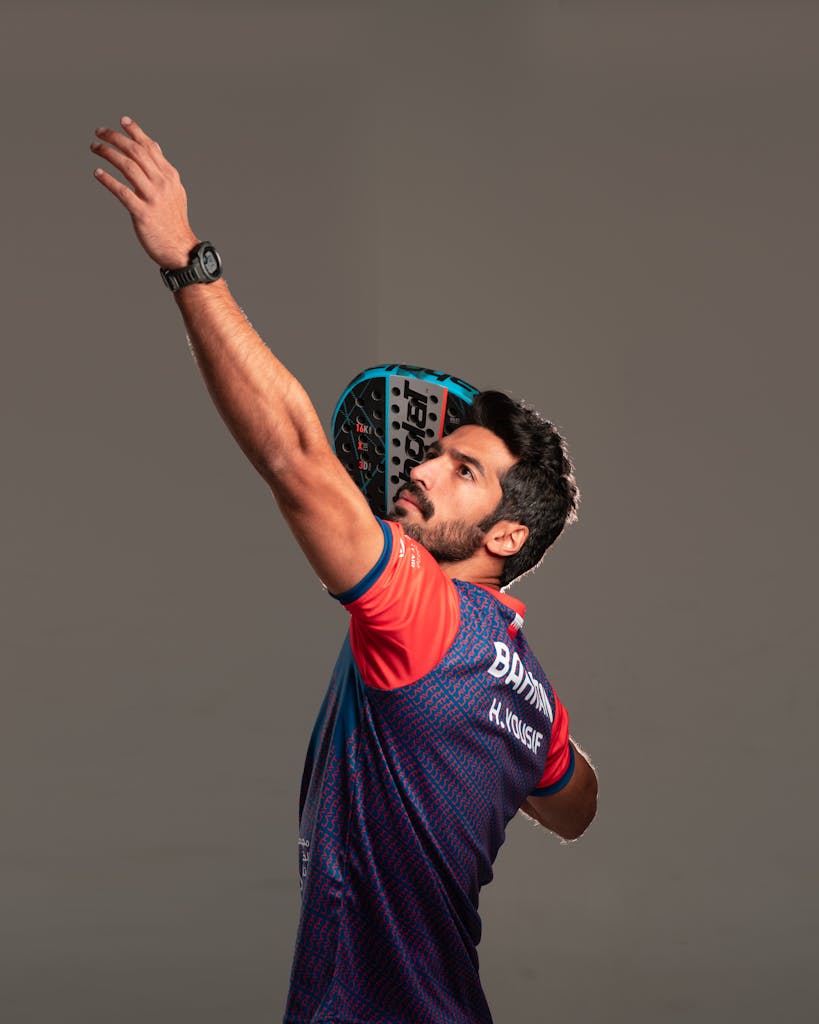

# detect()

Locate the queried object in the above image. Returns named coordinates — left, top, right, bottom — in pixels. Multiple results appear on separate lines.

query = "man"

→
left=91, top=117, right=597, bottom=1024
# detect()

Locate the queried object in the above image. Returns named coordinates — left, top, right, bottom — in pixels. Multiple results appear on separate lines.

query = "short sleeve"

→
left=530, top=694, right=574, bottom=795
left=332, top=520, right=461, bottom=690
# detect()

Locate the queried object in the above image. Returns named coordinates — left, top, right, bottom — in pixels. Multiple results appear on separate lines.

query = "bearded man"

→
left=91, top=116, right=597, bottom=1024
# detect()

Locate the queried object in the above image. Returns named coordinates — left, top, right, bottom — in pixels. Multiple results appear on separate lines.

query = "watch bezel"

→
left=195, top=242, right=222, bottom=282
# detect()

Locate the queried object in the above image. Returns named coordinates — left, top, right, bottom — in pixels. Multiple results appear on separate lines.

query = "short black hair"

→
left=469, top=391, right=579, bottom=588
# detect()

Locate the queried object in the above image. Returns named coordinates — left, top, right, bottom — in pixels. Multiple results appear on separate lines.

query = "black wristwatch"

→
left=160, top=241, right=222, bottom=292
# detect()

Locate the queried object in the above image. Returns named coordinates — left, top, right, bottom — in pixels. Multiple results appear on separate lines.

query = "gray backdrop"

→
left=2, top=2, right=817, bottom=1021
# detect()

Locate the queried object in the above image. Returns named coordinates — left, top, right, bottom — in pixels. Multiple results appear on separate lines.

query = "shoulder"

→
left=336, top=519, right=450, bottom=608
left=339, top=520, right=461, bottom=690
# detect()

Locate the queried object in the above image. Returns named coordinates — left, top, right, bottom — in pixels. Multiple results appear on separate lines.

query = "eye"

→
left=457, top=464, right=474, bottom=480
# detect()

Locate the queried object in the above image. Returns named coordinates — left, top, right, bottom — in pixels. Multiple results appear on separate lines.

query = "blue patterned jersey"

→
left=284, top=520, right=573, bottom=1023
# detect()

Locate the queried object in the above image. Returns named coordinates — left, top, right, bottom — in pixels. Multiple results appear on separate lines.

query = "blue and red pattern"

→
left=285, top=567, right=570, bottom=1023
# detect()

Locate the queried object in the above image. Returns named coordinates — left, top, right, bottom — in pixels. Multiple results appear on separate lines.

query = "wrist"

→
left=160, top=236, right=200, bottom=270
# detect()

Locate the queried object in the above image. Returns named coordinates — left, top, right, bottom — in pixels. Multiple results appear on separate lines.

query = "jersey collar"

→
left=471, top=583, right=526, bottom=625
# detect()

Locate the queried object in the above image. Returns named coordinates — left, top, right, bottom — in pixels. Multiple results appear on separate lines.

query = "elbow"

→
left=561, top=805, right=597, bottom=842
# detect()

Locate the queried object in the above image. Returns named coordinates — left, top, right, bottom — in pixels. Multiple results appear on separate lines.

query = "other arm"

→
left=520, top=742, right=598, bottom=841
left=91, top=117, right=383, bottom=594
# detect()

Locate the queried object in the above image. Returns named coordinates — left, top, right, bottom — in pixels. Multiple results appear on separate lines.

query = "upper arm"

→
left=342, top=523, right=460, bottom=689
left=268, top=436, right=386, bottom=597
left=521, top=743, right=598, bottom=841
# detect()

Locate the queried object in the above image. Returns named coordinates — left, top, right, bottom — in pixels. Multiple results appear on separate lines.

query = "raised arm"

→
left=91, top=116, right=383, bottom=594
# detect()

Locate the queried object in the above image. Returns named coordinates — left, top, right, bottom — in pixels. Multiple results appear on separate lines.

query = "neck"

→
left=439, top=552, right=504, bottom=590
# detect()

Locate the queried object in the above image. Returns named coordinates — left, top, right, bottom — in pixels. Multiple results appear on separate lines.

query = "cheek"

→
left=469, top=482, right=501, bottom=513
left=436, top=479, right=501, bottom=524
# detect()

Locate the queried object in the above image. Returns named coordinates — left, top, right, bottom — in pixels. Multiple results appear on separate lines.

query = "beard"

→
left=401, top=518, right=487, bottom=563
left=388, top=481, right=491, bottom=564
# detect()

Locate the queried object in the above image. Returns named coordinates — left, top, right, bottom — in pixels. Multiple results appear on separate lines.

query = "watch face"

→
left=202, top=249, right=219, bottom=276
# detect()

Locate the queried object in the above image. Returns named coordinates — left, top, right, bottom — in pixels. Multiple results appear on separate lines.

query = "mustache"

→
left=397, top=482, right=435, bottom=521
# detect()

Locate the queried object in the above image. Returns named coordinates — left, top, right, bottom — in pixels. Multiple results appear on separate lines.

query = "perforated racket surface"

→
left=331, top=364, right=480, bottom=518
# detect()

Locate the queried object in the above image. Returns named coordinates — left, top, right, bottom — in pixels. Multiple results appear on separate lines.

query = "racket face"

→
left=331, top=364, right=480, bottom=518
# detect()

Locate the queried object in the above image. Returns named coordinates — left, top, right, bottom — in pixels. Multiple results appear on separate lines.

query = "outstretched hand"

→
left=91, top=116, right=198, bottom=269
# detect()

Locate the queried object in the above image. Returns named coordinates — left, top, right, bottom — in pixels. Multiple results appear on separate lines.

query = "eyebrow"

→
left=426, top=441, right=486, bottom=479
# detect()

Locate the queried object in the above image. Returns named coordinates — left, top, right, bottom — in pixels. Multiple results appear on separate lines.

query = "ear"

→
left=485, top=520, right=529, bottom=558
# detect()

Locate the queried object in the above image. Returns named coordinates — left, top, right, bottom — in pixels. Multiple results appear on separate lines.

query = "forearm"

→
left=173, top=279, right=326, bottom=483
left=521, top=742, right=598, bottom=841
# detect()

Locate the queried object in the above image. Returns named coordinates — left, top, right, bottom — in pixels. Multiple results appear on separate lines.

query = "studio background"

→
left=2, top=3, right=816, bottom=1022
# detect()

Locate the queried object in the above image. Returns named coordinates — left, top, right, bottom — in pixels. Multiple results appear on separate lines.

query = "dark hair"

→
left=469, top=391, right=580, bottom=588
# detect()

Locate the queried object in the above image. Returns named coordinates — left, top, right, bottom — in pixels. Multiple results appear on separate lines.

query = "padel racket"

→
left=331, top=364, right=480, bottom=518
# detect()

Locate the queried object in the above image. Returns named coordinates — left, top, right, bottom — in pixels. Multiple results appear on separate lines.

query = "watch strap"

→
left=160, top=242, right=221, bottom=292
left=161, top=262, right=205, bottom=292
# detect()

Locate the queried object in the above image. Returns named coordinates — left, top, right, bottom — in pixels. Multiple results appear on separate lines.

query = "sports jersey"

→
left=284, top=518, right=574, bottom=1024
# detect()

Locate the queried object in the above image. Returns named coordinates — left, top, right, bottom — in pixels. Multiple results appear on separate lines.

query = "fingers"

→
left=92, top=167, right=143, bottom=217
left=90, top=135, right=152, bottom=197
left=119, top=115, right=164, bottom=160
left=90, top=116, right=181, bottom=212
left=92, top=116, right=175, bottom=177
left=92, top=124, right=155, bottom=178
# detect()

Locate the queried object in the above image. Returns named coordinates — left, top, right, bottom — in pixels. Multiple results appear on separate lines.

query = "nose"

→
left=409, top=452, right=439, bottom=490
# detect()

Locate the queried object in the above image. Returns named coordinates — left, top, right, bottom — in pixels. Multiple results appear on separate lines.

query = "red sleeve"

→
left=530, top=693, right=574, bottom=795
left=337, top=520, right=460, bottom=690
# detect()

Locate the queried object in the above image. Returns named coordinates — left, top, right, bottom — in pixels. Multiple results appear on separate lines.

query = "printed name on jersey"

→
left=484, top=640, right=553, bottom=754
left=488, top=697, right=544, bottom=753
left=487, top=641, right=554, bottom=721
